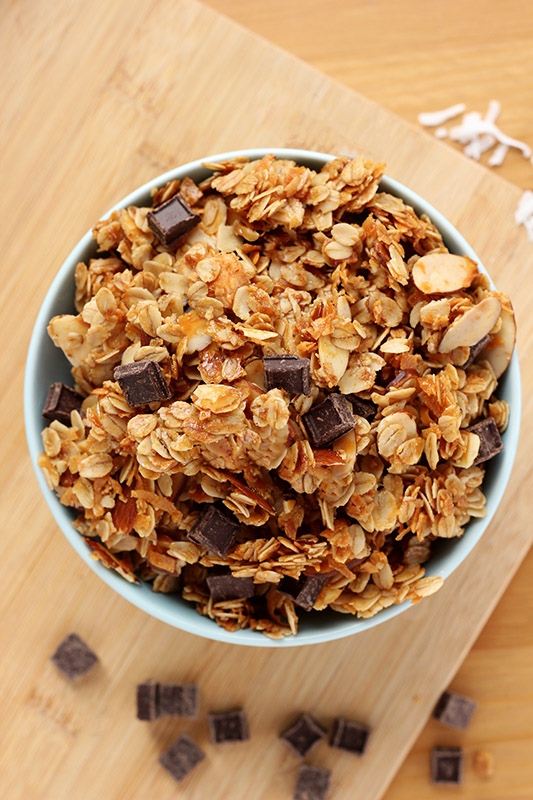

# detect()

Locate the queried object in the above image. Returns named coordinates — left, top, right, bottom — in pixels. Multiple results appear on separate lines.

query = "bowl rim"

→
left=24, top=147, right=521, bottom=647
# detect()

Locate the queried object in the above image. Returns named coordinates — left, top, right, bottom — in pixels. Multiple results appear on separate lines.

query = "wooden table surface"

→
left=204, top=2, right=533, bottom=798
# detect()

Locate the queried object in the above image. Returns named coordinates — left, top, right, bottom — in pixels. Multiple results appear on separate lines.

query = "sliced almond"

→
left=482, top=303, right=516, bottom=378
left=439, top=296, right=501, bottom=353
left=412, top=253, right=478, bottom=294
left=318, top=334, right=350, bottom=385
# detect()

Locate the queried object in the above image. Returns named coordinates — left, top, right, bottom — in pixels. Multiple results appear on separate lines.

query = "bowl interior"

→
left=24, top=148, right=521, bottom=647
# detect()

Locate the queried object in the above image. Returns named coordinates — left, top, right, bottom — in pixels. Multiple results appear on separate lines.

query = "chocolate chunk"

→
left=147, top=194, right=200, bottom=247
left=159, top=683, right=199, bottom=718
left=263, top=354, right=311, bottom=395
left=293, top=765, right=331, bottom=800
left=347, top=394, right=377, bottom=420
left=463, top=333, right=490, bottom=368
left=42, top=382, right=84, bottom=425
left=137, top=680, right=159, bottom=721
left=113, top=360, right=171, bottom=407
left=280, top=712, right=327, bottom=757
left=187, top=505, right=240, bottom=558
left=159, top=735, right=205, bottom=783
left=433, top=691, right=476, bottom=730
left=278, top=574, right=328, bottom=611
left=468, top=417, right=504, bottom=465
left=303, top=394, right=355, bottom=447
left=51, top=633, right=98, bottom=680
left=208, top=709, right=249, bottom=743
left=330, top=718, right=370, bottom=755
left=206, top=571, right=255, bottom=603
left=431, top=747, right=463, bottom=785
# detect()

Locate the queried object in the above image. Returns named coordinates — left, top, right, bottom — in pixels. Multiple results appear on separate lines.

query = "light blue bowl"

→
left=24, top=148, right=521, bottom=647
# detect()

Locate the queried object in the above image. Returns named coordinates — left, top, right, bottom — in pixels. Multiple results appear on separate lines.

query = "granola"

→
left=38, top=154, right=514, bottom=638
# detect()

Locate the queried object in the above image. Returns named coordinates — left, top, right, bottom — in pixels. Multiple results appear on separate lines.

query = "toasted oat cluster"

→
left=38, top=154, right=514, bottom=638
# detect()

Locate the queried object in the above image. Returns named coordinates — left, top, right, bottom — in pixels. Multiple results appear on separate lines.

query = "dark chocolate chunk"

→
left=468, top=417, right=504, bottom=465
left=278, top=574, right=328, bottom=611
left=208, top=709, right=249, bottom=743
left=42, top=382, right=84, bottom=425
left=293, top=764, right=331, bottom=800
left=303, top=394, right=356, bottom=447
left=159, top=683, right=199, bottom=718
left=206, top=571, right=255, bottom=603
left=280, top=712, right=327, bottom=757
left=263, top=354, right=311, bottom=395
left=431, top=747, right=463, bottom=785
left=51, top=633, right=98, bottom=680
left=159, top=735, right=205, bottom=783
left=187, top=505, right=240, bottom=558
left=147, top=194, right=201, bottom=247
left=330, top=717, right=370, bottom=755
left=113, top=359, right=171, bottom=407
left=433, top=691, right=476, bottom=730
left=137, top=680, right=159, bottom=721
left=463, top=333, right=490, bottom=368
left=347, top=394, right=377, bottom=420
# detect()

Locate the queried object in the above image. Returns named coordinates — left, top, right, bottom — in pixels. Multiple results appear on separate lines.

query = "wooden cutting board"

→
left=0, top=1, right=531, bottom=798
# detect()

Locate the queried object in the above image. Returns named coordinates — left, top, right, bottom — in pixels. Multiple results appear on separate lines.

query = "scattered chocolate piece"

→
left=147, top=193, right=201, bottom=247
left=206, top=571, right=255, bottom=603
left=468, top=417, right=504, bottom=465
left=51, top=633, right=98, bottom=680
left=137, top=680, right=159, bottom=721
left=208, top=709, right=250, bottom=743
left=278, top=574, right=328, bottom=611
left=347, top=393, right=377, bottom=420
left=433, top=690, right=476, bottom=730
left=42, top=382, right=84, bottom=425
left=294, top=764, right=331, bottom=800
left=330, top=718, right=370, bottom=755
left=463, top=333, right=490, bottom=368
left=303, top=394, right=355, bottom=447
left=280, top=712, right=327, bottom=757
left=263, top=354, right=311, bottom=395
left=431, top=747, right=463, bottom=785
left=159, top=735, right=205, bottom=783
left=159, top=683, right=199, bottom=718
left=187, top=505, right=240, bottom=558
left=113, top=360, right=171, bottom=407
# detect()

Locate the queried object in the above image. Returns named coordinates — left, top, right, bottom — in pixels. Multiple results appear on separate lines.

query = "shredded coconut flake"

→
left=434, top=126, right=448, bottom=139
left=515, top=190, right=533, bottom=241
left=418, top=104, right=466, bottom=127
left=488, top=143, right=509, bottom=167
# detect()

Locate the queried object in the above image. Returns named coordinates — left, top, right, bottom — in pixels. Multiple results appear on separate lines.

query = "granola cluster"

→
left=38, top=154, right=512, bottom=638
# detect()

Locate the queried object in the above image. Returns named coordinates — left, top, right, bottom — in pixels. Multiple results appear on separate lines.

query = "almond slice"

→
left=439, top=296, right=501, bottom=353
left=412, top=253, right=478, bottom=294
left=482, top=304, right=516, bottom=378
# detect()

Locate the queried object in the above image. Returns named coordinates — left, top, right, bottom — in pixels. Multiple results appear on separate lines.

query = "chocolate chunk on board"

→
left=330, top=717, right=370, bottom=755
left=208, top=709, right=250, bottom=743
left=280, top=712, right=327, bottom=757
left=113, top=360, right=171, bottom=407
left=159, top=683, right=199, bottom=718
left=137, top=680, right=159, bottom=721
left=433, top=691, right=476, bottom=730
left=431, top=747, right=463, bottom=785
left=42, top=382, right=84, bottom=425
left=51, top=633, right=98, bottom=680
left=187, top=505, right=240, bottom=558
left=147, top=194, right=201, bottom=247
left=468, top=417, right=504, bottom=465
left=463, top=333, right=491, bottom=368
left=293, top=764, right=331, bottom=800
left=263, top=354, right=311, bottom=395
left=303, top=394, right=356, bottom=447
left=346, top=393, right=377, bottom=420
left=159, top=735, right=205, bottom=783
left=278, top=574, right=328, bottom=611
left=206, top=571, right=255, bottom=603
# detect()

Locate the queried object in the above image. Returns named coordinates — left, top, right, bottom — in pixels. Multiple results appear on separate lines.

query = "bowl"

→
left=24, top=148, right=521, bottom=647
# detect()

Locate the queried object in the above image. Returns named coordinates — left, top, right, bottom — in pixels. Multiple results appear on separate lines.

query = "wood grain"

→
left=0, top=1, right=532, bottom=799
